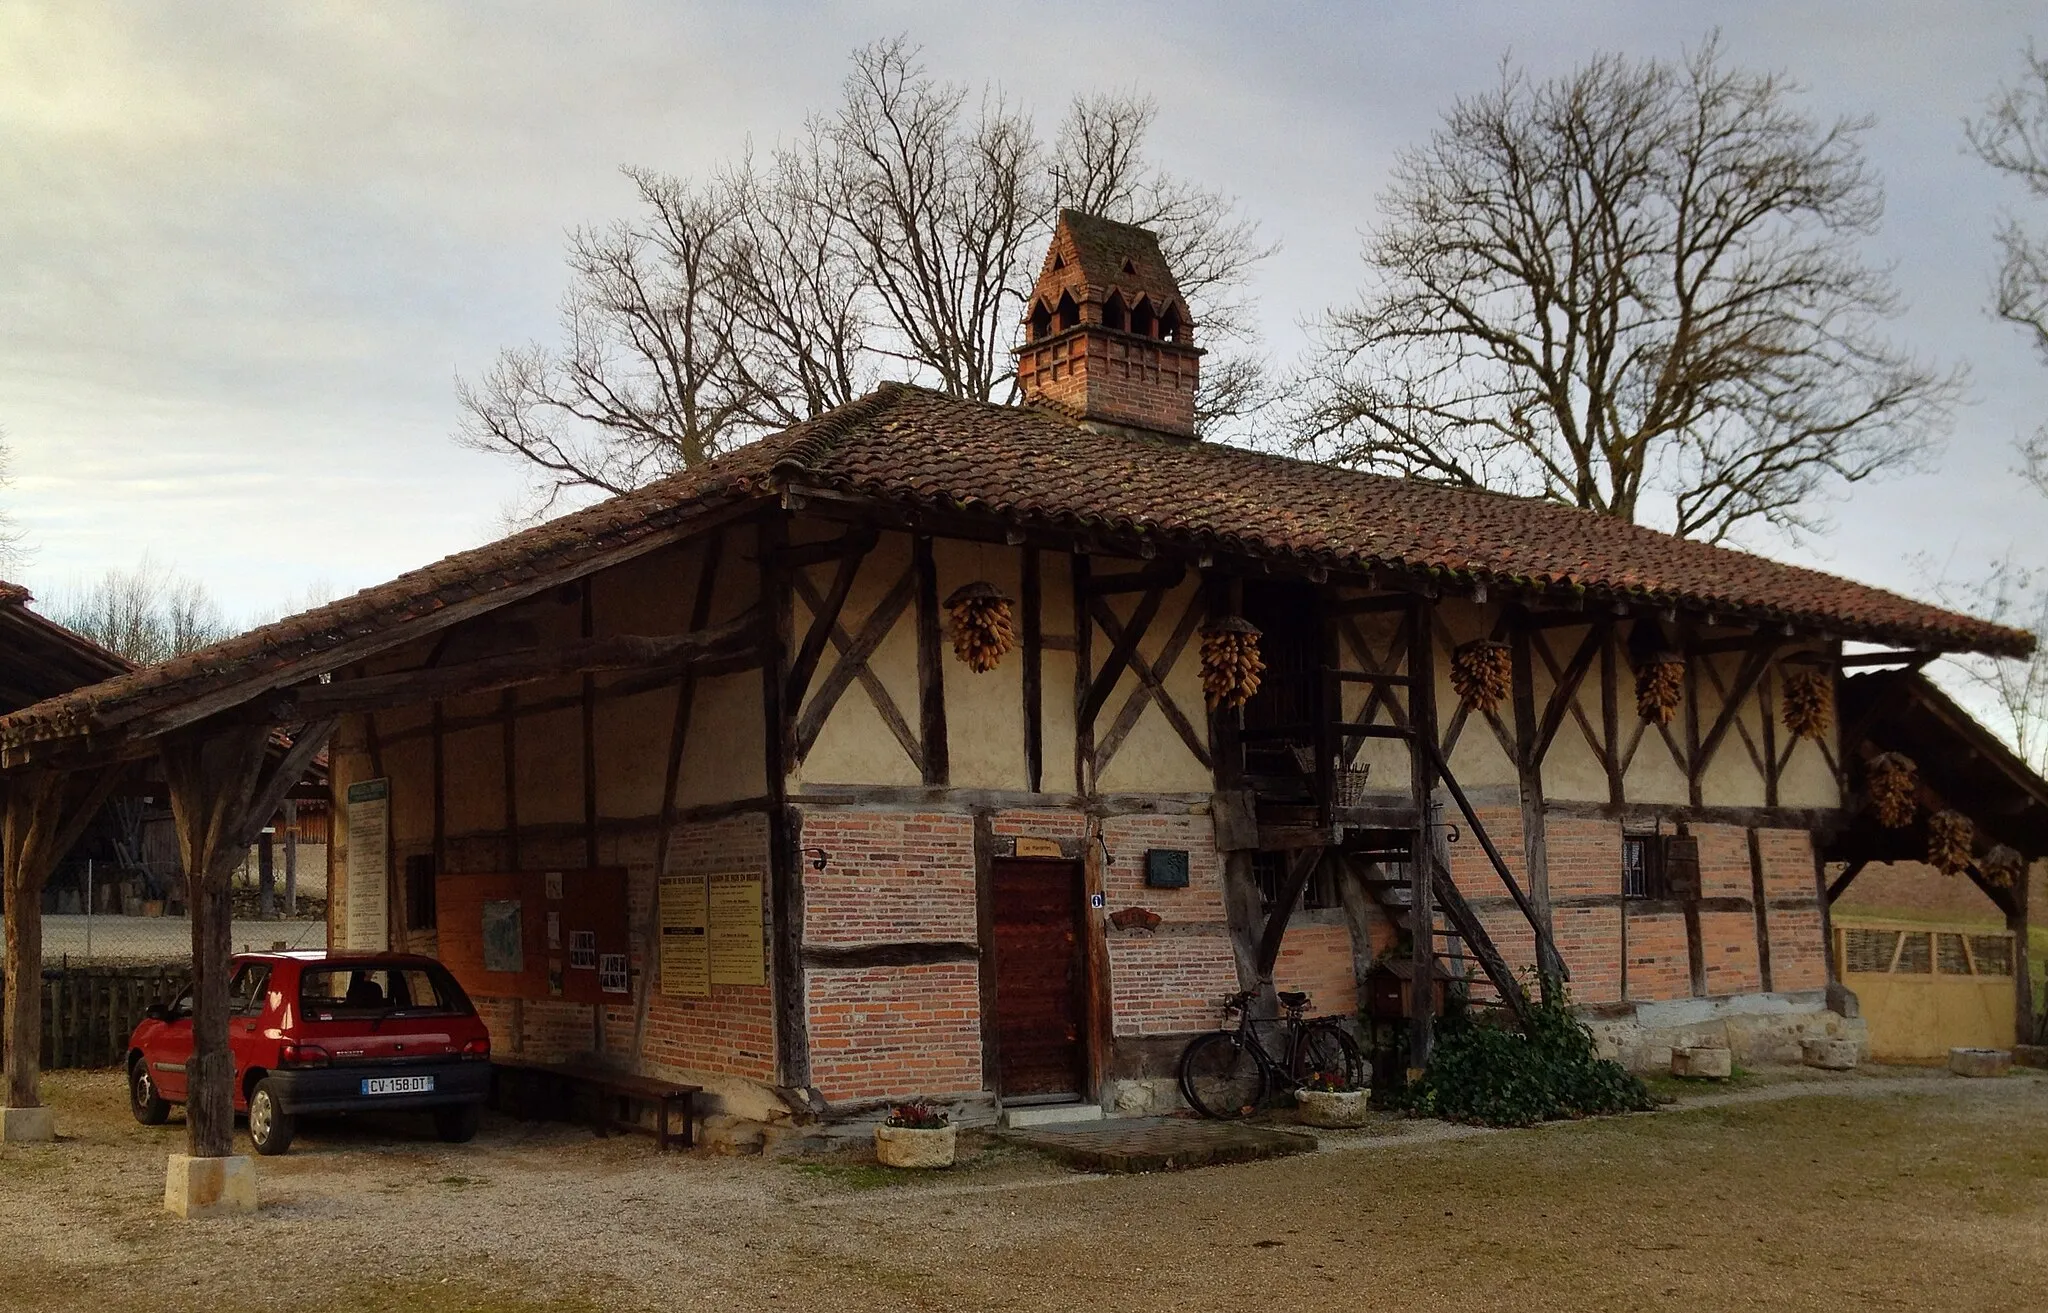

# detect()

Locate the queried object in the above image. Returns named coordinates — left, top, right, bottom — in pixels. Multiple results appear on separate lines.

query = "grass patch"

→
left=1641, top=1062, right=1762, bottom=1102
left=792, top=1162, right=917, bottom=1191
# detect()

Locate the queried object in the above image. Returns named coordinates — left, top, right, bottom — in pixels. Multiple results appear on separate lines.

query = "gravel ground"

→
left=3, top=1067, right=2046, bottom=1312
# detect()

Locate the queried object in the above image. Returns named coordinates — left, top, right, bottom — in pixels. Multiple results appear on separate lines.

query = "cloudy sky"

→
left=2, top=1, right=2043, bottom=623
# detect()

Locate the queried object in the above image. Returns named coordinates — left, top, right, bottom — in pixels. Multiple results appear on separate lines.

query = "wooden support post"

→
left=282, top=799, right=298, bottom=918
left=912, top=533, right=948, bottom=787
left=1412, top=793, right=1443, bottom=1072
left=257, top=828, right=275, bottom=921
left=161, top=721, right=332, bottom=1160
left=1747, top=828, right=1774, bottom=992
left=1509, top=616, right=1561, bottom=990
left=1022, top=547, right=1043, bottom=794
left=2011, top=865, right=2035, bottom=1045
left=759, top=514, right=810, bottom=1091
left=4, top=766, right=124, bottom=1127
left=1080, top=818, right=1113, bottom=1101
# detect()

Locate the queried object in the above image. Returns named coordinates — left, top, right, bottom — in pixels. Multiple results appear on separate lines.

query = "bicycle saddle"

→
left=1277, top=990, right=1310, bottom=1009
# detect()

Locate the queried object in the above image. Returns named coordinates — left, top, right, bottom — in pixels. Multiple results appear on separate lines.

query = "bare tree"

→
left=1924, top=558, right=2048, bottom=774
left=461, top=38, right=1273, bottom=511
left=0, top=428, right=27, bottom=573
left=1299, top=38, right=1958, bottom=544
left=1969, top=41, right=2048, bottom=489
left=42, top=556, right=235, bottom=665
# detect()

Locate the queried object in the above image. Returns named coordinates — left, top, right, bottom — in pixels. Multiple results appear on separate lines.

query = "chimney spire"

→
left=1016, top=210, right=1202, bottom=440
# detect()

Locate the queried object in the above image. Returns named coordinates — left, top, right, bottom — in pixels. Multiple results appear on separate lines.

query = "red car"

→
left=125, top=950, right=493, bottom=1155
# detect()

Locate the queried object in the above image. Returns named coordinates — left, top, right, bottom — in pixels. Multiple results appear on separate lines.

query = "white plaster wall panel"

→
left=380, top=731, right=434, bottom=847
left=441, top=723, right=504, bottom=838
left=797, top=532, right=924, bottom=786
left=1621, top=719, right=1691, bottom=803
left=514, top=702, right=586, bottom=826
left=934, top=536, right=1028, bottom=791
left=674, top=673, right=767, bottom=803
left=1095, top=577, right=1211, bottom=795
left=592, top=683, right=680, bottom=818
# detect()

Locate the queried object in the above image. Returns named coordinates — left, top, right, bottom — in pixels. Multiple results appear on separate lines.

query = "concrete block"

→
left=2012, top=1044, right=2048, bottom=1071
left=1948, top=1048, right=2013, bottom=1079
left=1800, top=1037, right=1860, bottom=1071
left=0, top=1105, right=55, bottom=1143
left=1003, top=1102, right=1105, bottom=1129
left=164, top=1154, right=258, bottom=1218
left=1671, top=1046, right=1733, bottom=1079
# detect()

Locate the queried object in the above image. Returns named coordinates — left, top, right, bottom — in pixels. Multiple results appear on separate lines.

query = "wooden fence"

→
left=0, top=964, right=190, bottom=1070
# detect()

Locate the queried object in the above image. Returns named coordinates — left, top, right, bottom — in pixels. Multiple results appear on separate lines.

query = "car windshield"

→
left=299, top=964, right=473, bottom=1018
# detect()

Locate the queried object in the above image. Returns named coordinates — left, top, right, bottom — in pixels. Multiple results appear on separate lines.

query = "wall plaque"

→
left=1014, top=836, right=1064, bottom=859
left=659, top=874, right=711, bottom=998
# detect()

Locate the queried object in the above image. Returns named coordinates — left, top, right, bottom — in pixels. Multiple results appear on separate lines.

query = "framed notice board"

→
left=437, top=868, right=631, bottom=1005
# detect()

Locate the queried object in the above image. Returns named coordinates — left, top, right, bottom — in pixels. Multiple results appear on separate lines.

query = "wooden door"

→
left=990, top=858, right=1086, bottom=1098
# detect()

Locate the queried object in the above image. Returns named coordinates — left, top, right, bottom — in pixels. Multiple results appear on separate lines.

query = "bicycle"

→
left=1177, top=988, right=1367, bottom=1120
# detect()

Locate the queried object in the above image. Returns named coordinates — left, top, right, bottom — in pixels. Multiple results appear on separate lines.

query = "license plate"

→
left=361, top=1075, right=434, bottom=1096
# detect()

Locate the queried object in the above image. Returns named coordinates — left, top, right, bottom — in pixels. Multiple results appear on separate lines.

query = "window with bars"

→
left=1622, top=835, right=1668, bottom=900
left=1254, top=851, right=1340, bottom=913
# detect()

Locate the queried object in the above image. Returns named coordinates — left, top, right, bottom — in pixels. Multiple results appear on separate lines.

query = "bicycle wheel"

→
left=1179, top=1031, right=1269, bottom=1120
left=1292, top=1020, right=1367, bottom=1089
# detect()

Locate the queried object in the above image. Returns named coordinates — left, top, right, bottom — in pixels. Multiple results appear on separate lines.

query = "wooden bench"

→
left=493, top=1059, right=700, bottom=1152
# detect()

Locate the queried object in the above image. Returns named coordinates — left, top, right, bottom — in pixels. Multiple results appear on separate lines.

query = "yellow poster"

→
left=658, top=874, right=710, bottom=998
left=708, top=876, right=765, bottom=987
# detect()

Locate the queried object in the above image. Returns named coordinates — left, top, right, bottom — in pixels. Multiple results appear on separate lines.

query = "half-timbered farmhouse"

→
left=1, top=213, right=2036, bottom=1147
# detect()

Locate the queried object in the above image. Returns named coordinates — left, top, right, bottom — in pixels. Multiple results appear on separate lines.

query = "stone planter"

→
left=1294, top=1088, right=1374, bottom=1129
left=1800, top=1037, right=1860, bottom=1071
left=874, top=1123, right=956, bottom=1169
left=1949, top=1047, right=2012, bottom=1079
left=1671, top=1046, right=1732, bottom=1080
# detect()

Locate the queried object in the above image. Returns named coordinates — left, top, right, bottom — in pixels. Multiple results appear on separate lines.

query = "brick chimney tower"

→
left=1016, top=210, right=1202, bottom=440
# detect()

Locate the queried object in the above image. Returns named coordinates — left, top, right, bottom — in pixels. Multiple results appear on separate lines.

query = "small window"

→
left=1056, top=291, right=1079, bottom=332
left=406, top=854, right=437, bottom=931
left=1160, top=303, right=1183, bottom=342
left=1254, top=851, right=1339, bottom=913
left=1103, top=291, right=1127, bottom=331
left=1130, top=296, right=1155, bottom=338
left=1029, top=301, right=1052, bottom=340
left=228, top=962, right=271, bottom=1016
left=1622, top=835, right=1669, bottom=900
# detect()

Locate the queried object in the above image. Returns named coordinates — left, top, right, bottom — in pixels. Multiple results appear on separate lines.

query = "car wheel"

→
left=433, top=1103, right=482, bottom=1144
left=128, top=1058, right=170, bottom=1126
left=247, top=1078, right=296, bottom=1156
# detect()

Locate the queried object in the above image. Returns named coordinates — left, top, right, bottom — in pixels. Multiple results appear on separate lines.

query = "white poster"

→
left=344, top=778, right=390, bottom=949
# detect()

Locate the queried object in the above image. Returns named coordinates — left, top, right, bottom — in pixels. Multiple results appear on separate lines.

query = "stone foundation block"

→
left=1948, top=1048, right=2012, bottom=1079
left=0, top=1105, right=55, bottom=1143
left=164, top=1154, right=258, bottom=1218
left=1800, top=1037, right=1860, bottom=1071
left=2013, top=1044, right=2048, bottom=1070
left=1671, top=1046, right=1733, bottom=1079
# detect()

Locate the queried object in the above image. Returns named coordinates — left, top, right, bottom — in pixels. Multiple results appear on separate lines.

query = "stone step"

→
left=1002, top=1102, right=1106, bottom=1130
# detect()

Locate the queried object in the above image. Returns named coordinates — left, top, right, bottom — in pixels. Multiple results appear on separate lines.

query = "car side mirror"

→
left=143, top=1003, right=169, bottom=1023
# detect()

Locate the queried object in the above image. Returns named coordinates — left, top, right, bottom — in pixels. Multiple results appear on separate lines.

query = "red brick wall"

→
left=1625, top=910, right=1692, bottom=1001
left=806, top=963, right=983, bottom=1100
left=1757, top=827, right=1827, bottom=992
left=1109, top=934, right=1243, bottom=1036
left=800, top=811, right=977, bottom=945
left=1695, top=824, right=1763, bottom=994
left=797, top=809, right=983, bottom=1101
left=1271, top=921, right=1359, bottom=1017
left=641, top=813, right=777, bottom=1082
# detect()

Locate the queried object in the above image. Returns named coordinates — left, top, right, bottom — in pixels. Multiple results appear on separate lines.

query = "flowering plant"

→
left=884, top=1100, right=949, bottom=1129
left=1299, top=1069, right=1361, bottom=1094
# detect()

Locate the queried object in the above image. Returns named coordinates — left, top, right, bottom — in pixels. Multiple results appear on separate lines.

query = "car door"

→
left=225, top=961, right=273, bottom=1108
left=148, top=986, right=196, bottom=1102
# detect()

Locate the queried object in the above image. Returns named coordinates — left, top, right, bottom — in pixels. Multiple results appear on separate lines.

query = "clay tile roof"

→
left=0, top=382, right=2028, bottom=757
left=1054, top=209, right=1184, bottom=307
left=0, top=580, right=28, bottom=606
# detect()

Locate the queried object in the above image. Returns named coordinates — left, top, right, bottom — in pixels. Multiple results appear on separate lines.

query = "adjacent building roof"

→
left=0, top=382, right=2029, bottom=761
left=0, top=581, right=132, bottom=714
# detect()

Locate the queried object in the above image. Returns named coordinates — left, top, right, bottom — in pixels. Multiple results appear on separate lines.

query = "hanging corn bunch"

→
left=1866, top=752, right=1918, bottom=829
left=1927, top=809, right=1974, bottom=877
left=1635, top=652, right=1685, bottom=725
left=1981, top=844, right=2025, bottom=888
left=1200, top=616, right=1265, bottom=709
left=1780, top=668, right=1833, bottom=741
left=944, top=581, right=1015, bottom=673
left=1450, top=640, right=1512, bottom=713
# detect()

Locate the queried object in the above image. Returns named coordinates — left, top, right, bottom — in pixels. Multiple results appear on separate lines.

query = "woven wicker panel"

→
left=1845, top=929, right=1900, bottom=974
left=1894, top=932, right=1933, bottom=974
left=1936, top=933, right=1972, bottom=976
left=1969, top=935, right=2015, bottom=977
